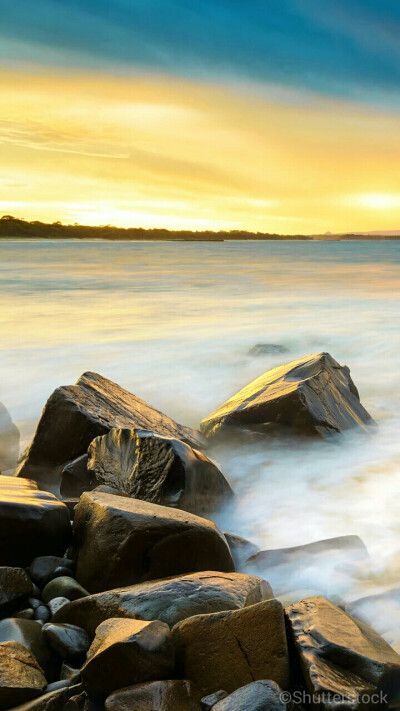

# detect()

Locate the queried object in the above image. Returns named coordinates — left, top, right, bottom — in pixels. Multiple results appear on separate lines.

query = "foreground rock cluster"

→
left=0, top=354, right=397, bottom=710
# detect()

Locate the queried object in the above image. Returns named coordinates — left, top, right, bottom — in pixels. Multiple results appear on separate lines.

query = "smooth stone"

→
left=73, top=492, right=234, bottom=593
left=172, top=599, right=290, bottom=696
left=200, top=352, right=374, bottom=439
left=0, top=477, right=71, bottom=566
left=0, top=617, right=58, bottom=681
left=105, top=680, right=200, bottom=710
left=14, top=608, right=35, bottom=620
left=86, top=428, right=233, bottom=516
left=42, top=623, right=91, bottom=665
left=81, top=617, right=174, bottom=698
left=33, top=606, right=51, bottom=623
left=248, top=344, right=290, bottom=356
left=45, top=679, right=71, bottom=693
left=48, top=597, right=70, bottom=616
left=29, top=557, right=73, bottom=589
left=53, top=571, right=272, bottom=634
left=0, top=640, right=46, bottom=710
left=0, top=400, right=19, bottom=473
left=223, top=533, right=259, bottom=569
left=0, top=566, right=33, bottom=617
left=42, top=577, right=89, bottom=604
left=212, top=680, right=287, bottom=711
left=28, top=599, right=43, bottom=611
left=15, top=371, right=204, bottom=492
left=201, top=690, right=228, bottom=709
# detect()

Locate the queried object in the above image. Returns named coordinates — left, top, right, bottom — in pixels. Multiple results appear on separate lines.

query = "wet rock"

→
left=29, top=556, right=74, bottom=589
left=285, top=596, right=400, bottom=706
left=172, top=598, right=290, bottom=696
left=15, top=608, right=35, bottom=620
left=0, top=566, right=32, bottom=617
left=60, top=455, right=92, bottom=498
left=223, top=533, right=259, bottom=569
left=346, top=586, right=400, bottom=633
left=0, top=640, right=46, bottom=710
left=212, top=680, right=287, bottom=711
left=246, top=535, right=369, bottom=594
left=42, top=623, right=90, bottom=665
left=0, top=401, right=19, bottom=473
left=53, top=570, right=272, bottom=633
left=7, top=683, right=83, bottom=710
left=29, top=599, right=42, bottom=611
left=48, top=597, right=69, bottom=616
left=15, top=371, right=204, bottom=491
left=73, top=491, right=234, bottom=593
left=45, top=680, right=71, bottom=693
left=61, top=663, right=81, bottom=684
left=42, top=577, right=89, bottom=604
left=0, top=617, right=58, bottom=681
left=201, top=690, right=228, bottom=709
left=105, top=680, right=200, bottom=711
left=0, top=477, right=71, bottom=567
left=81, top=617, right=174, bottom=698
left=200, top=352, right=374, bottom=439
left=248, top=344, right=290, bottom=356
left=86, top=428, right=233, bottom=516
left=34, top=606, right=51, bottom=623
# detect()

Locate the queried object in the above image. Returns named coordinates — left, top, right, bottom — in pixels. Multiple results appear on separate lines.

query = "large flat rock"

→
left=0, top=401, right=19, bottom=473
left=0, top=477, right=71, bottom=567
left=200, top=352, right=374, bottom=439
left=73, top=492, right=234, bottom=593
left=53, top=571, right=272, bottom=633
left=15, top=371, right=204, bottom=491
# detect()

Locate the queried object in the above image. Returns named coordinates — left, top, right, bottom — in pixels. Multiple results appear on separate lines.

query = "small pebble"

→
left=45, top=679, right=72, bottom=693
left=48, top=596, right=70, bottom=615
left=14, top=608, right=34, bottom=619
left=28, top=597, right=42, bottom=610
left=34, top=605, right=51, bottom=622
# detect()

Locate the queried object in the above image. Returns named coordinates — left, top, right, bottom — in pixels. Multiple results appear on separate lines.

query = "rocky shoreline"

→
left=0, top=352, right=399, bottom=710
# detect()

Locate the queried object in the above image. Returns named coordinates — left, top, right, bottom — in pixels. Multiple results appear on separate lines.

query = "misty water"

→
left=1, top=239, right=400, bottom=643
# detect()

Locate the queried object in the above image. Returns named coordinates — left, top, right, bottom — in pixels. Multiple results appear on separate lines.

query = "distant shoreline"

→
left=1, top=216, right=400, bottom=241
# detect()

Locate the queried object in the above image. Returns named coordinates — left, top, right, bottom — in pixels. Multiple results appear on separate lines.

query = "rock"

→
left=285, top=596, right=400, bottom=705
left=212, top=680, right=287, bottom=711
left=86, top=428, right=233, bottom=516
left=0, top=640, right=46, bottom=710
left=0, top=401, right=19, bottom=473
left=29, top=556, right=74, bottom=589
left=15, top=371, right=204, bottom=491
left=223, top=533, right=259, bottom=569
left=201, top=690, right=228, bottom=709
left=172, top=599, right=290, bottom=696
left=15, top=609, right=35, bottom=620
left=61, top=663, right=81, bottom=684
left=0, top=566, right=32, bottom=617
left=53, top=571, right=272, bottom=633
left=73, top=492, right=234, bottom=593
left=60, top=455, right=91, bottom=498
left=81, top=617, right=174, bottom=698
left=42, top=623, right=90, bottom=665
left=29, top=599, right=42, bottom=611
left=0, top=477, right=71, bottom=567
left=5, top=683, right=83, bottom=710
left=200, top=352, right=374, bottom=439
left=246, top=535, right=369, bottom=594
left=48, top=597, right=70, bottom=616
left=45, top=680, right=71, bottom=692
left=346, top=586, right=400, bottom=633
left=34, top=606, right=51, bottom=623
left=42, top=577, right=89, bottom=604
left=248, top=344, right=290, bottom=356
left=0, top=617, right=58, bottom=681
left=63, top=690, right=99, bottom=711
left=105, top=680, right=200, bottom=711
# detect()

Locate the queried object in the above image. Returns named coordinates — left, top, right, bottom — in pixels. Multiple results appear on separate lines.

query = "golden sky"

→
left=1, top=67, right=400, bottom=234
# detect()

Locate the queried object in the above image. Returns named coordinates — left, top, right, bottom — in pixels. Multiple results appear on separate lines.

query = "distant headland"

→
left=1, top=215, right=400, bottom=241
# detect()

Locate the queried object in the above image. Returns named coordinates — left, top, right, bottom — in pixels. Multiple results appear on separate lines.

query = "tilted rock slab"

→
left=105, top=680, right=200, bottom=711
left=0, top=477, right=71, bottom=567
left=73, top=492, right=234, bottom=593
left=285, top=596, right=400, bottom=708
left=53, top=571, right=272, bottom=634
left=172, top=598, right=290, bottom=697
left=84, top=428, right=233, bottom=516
left=15, top=371, right=204, bottom=491
left=0, top=401, right=19, bottom=473
left=200, top=352, right=374, bottom=439
left=0, top=640, right=46, bottom=710
left=81, top=617, right=174, bottom=698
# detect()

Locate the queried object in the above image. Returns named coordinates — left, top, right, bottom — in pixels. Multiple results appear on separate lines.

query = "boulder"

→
left=0, top=618, right=58, bottom=681
left=212, top=680, right=287, bottom=711
left=0, top=641, right=46, bottom=710
left=81, top=617, right=174, bottom=698
left=15, top=371, right=204, bottom=491
left=223, top=533, right=259, bottom=569
left=200, top=690, right=228, bottom=709
left=85, top=428, right=233, bottom=516
left=105, top=680, right=200, bottom=711
left=42, top=623, right=91, bottom=665
left=200, top=352, right=374, bottom=439
left=53, top=571, right=272, bottom=633
left=5, top=683, right=83, bottom=710
left=285, top=596, right=400, bottom=706
left=246, top=535, right=369, bottom=594
left=248, top=344, right=289, bottom=356
left=73, top=492, right=234, bottom=593
left=0, top=567, right=32, bottom=617
left=0, top=401, right=19, bottom=473
left=29, top=556, right=75, bottom=590
left=0, top=477, right=71, bottom=567
left=42, top=577, right=89, bottom=604
left=172, top=599, right=290, bottom=696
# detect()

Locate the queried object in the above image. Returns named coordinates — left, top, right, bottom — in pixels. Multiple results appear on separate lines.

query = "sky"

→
left=1, top=1, right=400, bottom=233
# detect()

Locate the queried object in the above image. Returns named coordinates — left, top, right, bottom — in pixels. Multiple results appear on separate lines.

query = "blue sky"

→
left=2, top=0, right=400, bottom=104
